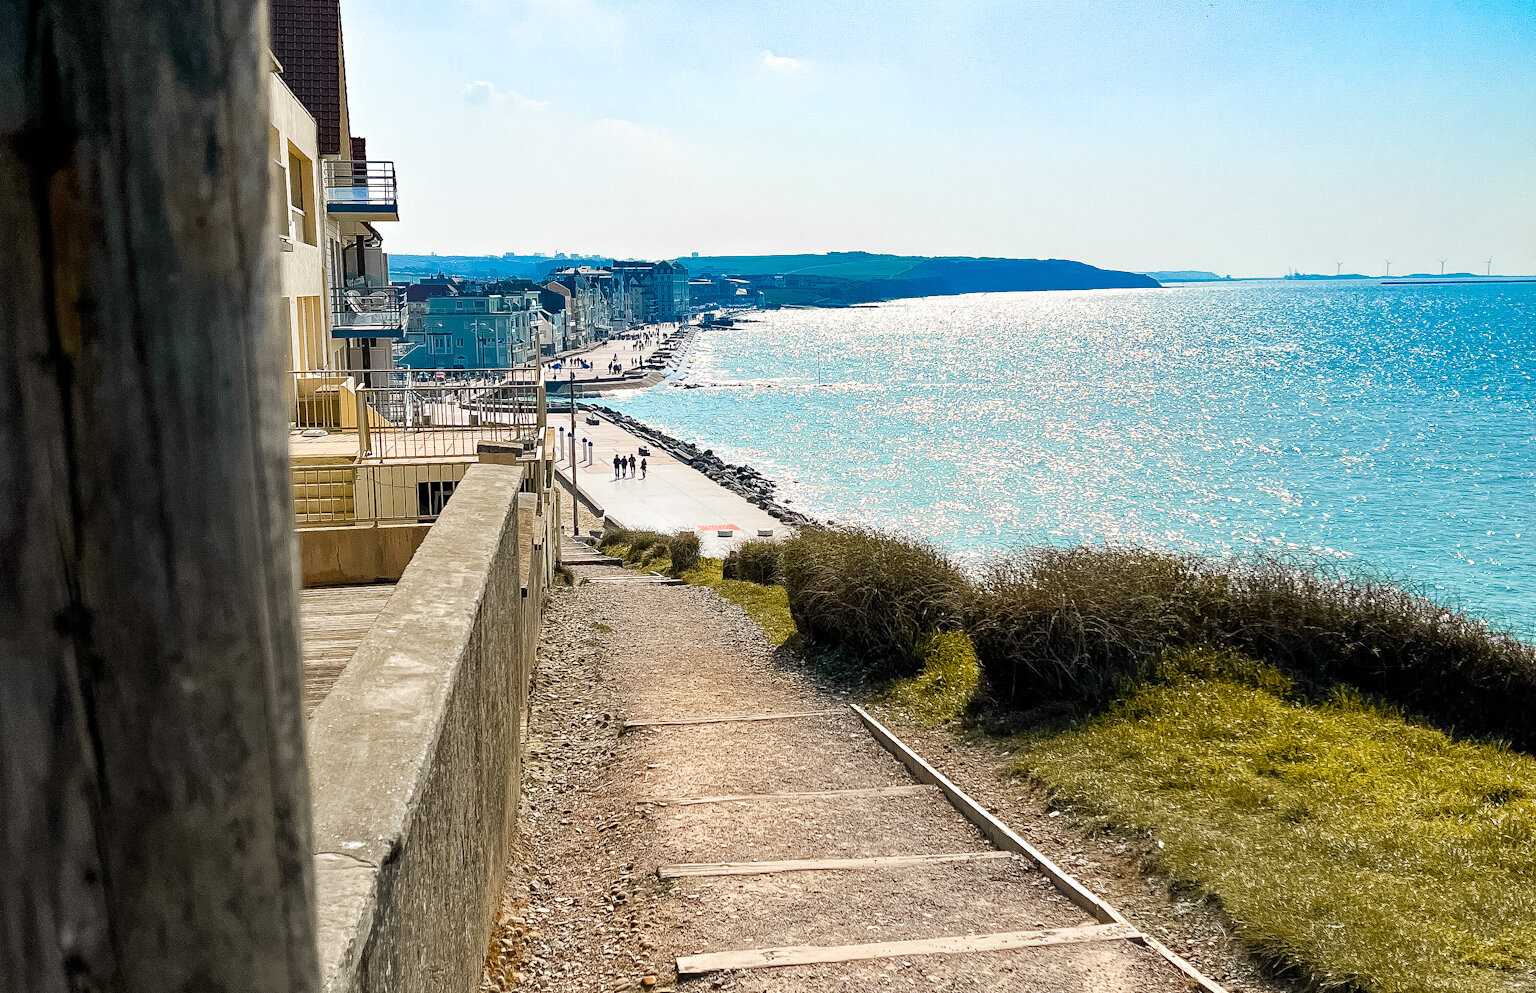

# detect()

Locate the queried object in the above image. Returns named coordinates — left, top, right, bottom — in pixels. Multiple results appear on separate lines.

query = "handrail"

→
left=322, top=159, right=397, bottom=210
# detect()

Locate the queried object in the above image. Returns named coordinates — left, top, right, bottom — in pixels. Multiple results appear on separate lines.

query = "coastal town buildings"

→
left=269, top=53, right=332, bottom=372
left=398, top=292, right=542, bottom=370
left=610, top=259, right=691, bottom=321
left=548, top=266, right=624, bottom=343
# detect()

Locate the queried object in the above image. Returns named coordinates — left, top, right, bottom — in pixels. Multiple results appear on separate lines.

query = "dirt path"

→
left=483, top=561, right=1244, bottom=992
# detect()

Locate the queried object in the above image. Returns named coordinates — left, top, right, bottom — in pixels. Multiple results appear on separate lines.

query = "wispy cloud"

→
left=761, top=50, right=807, bottom=72
left=463, top=80, right=549, bottom=111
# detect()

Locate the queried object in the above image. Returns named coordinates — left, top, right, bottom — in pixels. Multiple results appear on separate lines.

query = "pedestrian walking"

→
left=627, top=454, right=636, bottom=476
left=613, top=453, right=621, bottom=478
left=640, top=457, right=647, bottom=479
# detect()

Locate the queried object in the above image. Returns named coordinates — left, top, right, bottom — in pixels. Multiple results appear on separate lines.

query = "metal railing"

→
left=322, top=159, right=398, bottom=213
left=289, top=368, right=545, bottom=460
left=358, top=381, right=542, bottom=460
left=292, top=460, right=477, bottom=527
left=332, top=285, right=406, bottom=337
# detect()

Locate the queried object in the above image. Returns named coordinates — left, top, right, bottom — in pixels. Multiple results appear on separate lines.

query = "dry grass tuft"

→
left=780, top=526, right=969, bottom=678
left=967, top=546, right=1536, bottom=748
left=722, top=539, right=782, bottom=584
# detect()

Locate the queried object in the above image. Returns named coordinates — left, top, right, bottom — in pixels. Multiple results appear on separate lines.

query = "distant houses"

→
left=390, top=258, right=732, bottom=371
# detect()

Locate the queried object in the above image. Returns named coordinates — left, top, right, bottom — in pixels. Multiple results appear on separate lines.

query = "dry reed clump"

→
left=597, top=525, right=673, bottom=567
left=968, top=545, right=1536, bottom=748
left=1216, top=558, right=1536, bottom=749
left=966, top=547, right=1226, bottom=711
left=597, top=525, right=700, bottom=577
left=721, top=539, right=781, bottom=584
left=666, top=530, right=700, bottom=576
left=780, top=526, right=969, bottom=678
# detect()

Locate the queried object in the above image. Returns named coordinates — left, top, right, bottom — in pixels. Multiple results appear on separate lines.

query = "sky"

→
left=342, top=0, right=1536, bottom=277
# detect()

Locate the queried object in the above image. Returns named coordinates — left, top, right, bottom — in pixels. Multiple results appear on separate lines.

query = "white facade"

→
left=269, top=63, right=337, bottom=371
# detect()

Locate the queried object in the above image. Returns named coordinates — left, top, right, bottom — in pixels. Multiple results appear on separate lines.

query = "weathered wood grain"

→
left=658, top=784, right=934, bottom=806
left=624, top=709, right=841, bottom=729
left=300, top=584, right=395, bottom=717
left=676, top=922, right=1142, bottom=974
left=659, top=851, right=1014, bottom=879
left=0, top=3, right=320, bottom=991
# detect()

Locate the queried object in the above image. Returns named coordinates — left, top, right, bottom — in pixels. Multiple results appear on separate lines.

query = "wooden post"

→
left=0, top=3, right=320, bottom=993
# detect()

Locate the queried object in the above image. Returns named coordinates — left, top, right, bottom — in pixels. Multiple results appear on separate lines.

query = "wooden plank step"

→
left=676, top=922, right=1142, bottom=975
left=625, top=709, right=841, bottom=729
left=850, top=705, right=1232, bottom=993
left=658, top=851, right=1013, bottom=879
left=659, top=784, right=934, bottom=806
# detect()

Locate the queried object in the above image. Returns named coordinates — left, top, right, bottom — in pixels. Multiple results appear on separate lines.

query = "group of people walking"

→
left=613, top=453, right=647, bottom=479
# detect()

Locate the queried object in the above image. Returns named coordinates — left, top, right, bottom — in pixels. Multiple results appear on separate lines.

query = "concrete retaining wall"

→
left=299, top=523, right=432, bottom=586
left=307, top=462, right=538, bottom=993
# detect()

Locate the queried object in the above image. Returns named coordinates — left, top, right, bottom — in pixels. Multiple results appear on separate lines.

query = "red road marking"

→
left=697, top=524, right=740, bottom=532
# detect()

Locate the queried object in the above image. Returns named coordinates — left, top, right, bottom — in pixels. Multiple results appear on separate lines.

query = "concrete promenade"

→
left=551, top=409, right=782, bottom=556
left=545, top=323, right=694, bottom=392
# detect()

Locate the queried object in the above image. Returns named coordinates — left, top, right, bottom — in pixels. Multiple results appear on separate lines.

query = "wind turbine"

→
left=1384, top=260, right=1392, bottom=278
left=1439, top=259, right=1447, bottom=276
left=1335, top=261, right=1343, bottom=276
left=1487, top=256, right=1494, bottom=277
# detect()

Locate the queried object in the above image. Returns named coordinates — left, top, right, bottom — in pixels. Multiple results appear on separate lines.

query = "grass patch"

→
left=874, top=631, right=981, bottom=727
left=679, top=558, right=797, bottom=648
left=1015, top=647, right=1536, bottom=993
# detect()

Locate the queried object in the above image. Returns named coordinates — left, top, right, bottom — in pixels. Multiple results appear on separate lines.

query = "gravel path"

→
left=482, top=565, right=1224, bottom=991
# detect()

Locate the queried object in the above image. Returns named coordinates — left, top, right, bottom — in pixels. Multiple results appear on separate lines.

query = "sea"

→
left=605, top=280, right=1536, bottom=636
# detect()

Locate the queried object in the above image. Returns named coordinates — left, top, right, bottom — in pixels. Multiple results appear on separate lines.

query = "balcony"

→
left=323, top=160, right=398, bottom=222
left=332, top=285, right=406, bottom=339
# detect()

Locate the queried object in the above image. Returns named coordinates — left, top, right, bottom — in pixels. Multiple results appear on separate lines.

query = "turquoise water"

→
left=608, top=281, right=1536, bottom=634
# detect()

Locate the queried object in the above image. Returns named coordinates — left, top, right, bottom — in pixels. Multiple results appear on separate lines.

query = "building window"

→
left=418, top=480, right=457, bottom=518
left=286, top=143, right=317, bottom=246
left=429, top=334, right=451, bottom=352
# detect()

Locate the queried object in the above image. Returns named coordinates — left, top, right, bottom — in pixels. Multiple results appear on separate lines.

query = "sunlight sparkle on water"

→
left=611, top=281, right=1536, bottom=634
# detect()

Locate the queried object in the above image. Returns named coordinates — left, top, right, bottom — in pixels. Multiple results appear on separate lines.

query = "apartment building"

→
left=399, top=293, right=541, bottom=370
left=609, top=259, right=691, bottom=321
left=269, top=0, right=402, bottom=374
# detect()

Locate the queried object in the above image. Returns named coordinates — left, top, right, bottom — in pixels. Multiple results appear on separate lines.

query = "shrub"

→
left=1216, top=558, right=1536, bottom=749
left=666, top=530, right=700, bottom=576
left=597, top=525, right=672, bottom=566
left=780, top=526, right=969, bottom=678
left=966, top=545, right=1536, bottom=748
left=967, top=547, right=1225, bottom=711
left=722, top=539, right=781, bottom=584
left=877, top=631, right=982, bottom=727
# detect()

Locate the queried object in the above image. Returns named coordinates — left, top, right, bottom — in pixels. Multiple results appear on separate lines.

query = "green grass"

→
left=875, top=632, right=981, bottom=727
left=1014, top=648, right=1536, bottom=993
left=679, top=558, right=796, bottom=647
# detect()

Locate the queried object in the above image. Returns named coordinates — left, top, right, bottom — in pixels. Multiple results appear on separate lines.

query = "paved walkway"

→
left=487, top=560, right=1204, bottom=991
left=552, top=411, right=782, bottom=557
left=545, top=323, right=690, bottom=388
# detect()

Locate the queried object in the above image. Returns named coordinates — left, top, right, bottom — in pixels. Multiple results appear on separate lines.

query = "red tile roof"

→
left=270, top=0, right=346, bottom=155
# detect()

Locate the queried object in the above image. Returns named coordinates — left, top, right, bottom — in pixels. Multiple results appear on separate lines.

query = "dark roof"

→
left=405, top=282, right=457, bottom=302
left=270, top=0, right=347, bottom=155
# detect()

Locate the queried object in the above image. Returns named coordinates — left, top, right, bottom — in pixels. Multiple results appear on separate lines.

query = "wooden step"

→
left=658, top=851, right=1013, bottom=879
left=676, top=922, right=1142, bottom=976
